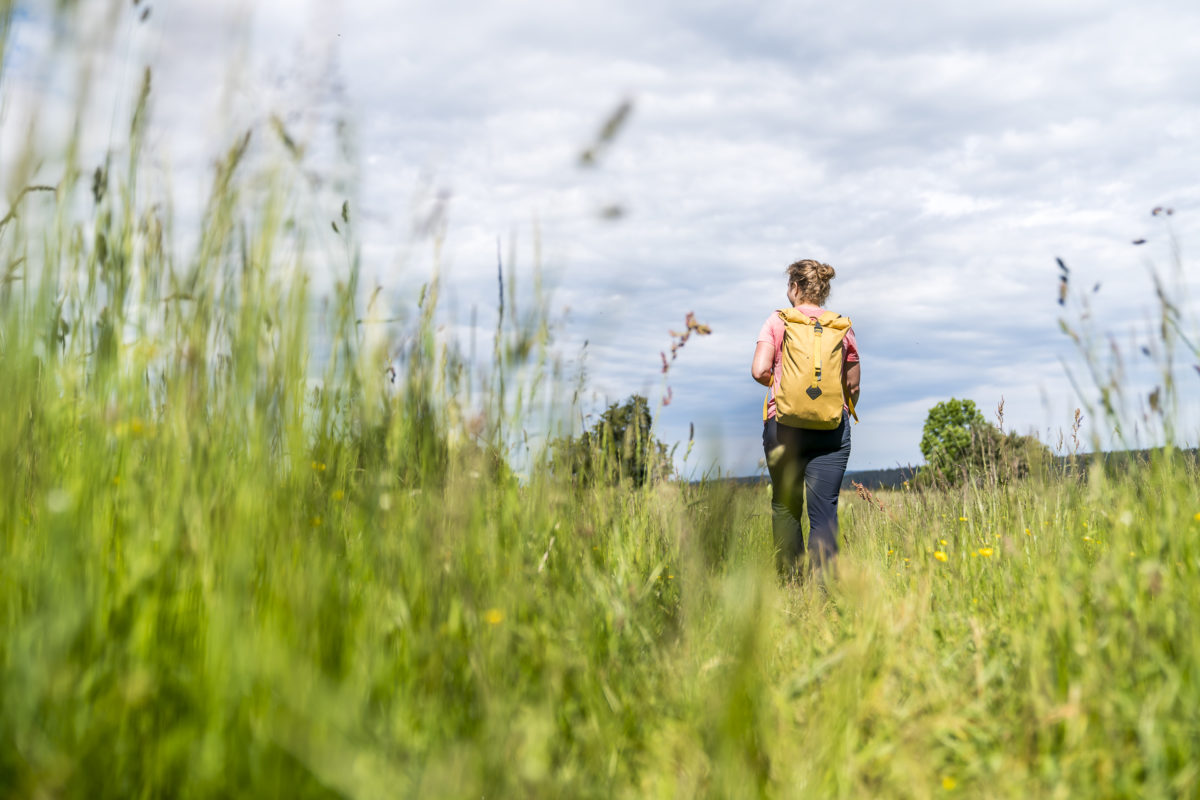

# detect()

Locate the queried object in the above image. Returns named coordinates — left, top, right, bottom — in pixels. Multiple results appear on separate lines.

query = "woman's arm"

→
left=751, top=341, right=774, bottom=386
left=844, top=361, right=861, bottom=407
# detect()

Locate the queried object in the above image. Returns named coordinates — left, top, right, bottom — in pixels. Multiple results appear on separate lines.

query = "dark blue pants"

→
left=762, top=413, right=851, bottom=574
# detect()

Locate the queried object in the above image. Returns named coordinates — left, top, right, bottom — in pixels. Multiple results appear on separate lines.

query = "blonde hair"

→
left=786, top=259, right=836, bottom=306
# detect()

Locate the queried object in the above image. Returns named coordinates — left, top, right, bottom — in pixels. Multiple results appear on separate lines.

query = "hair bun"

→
left=785, top=258, right=837, bottom=306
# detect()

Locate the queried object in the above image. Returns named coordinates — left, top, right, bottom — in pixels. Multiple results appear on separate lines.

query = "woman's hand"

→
left=751, top=342, right=774, bottom=386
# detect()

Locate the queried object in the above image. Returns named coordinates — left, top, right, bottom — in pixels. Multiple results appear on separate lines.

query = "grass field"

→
left=3, top=352, right=1199, bottom=798
left=3, top=7, right=1200, bottom=798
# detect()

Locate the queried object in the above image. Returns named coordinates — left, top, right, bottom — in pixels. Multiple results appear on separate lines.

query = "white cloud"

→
left=6, top=0, right=1199, bottom=474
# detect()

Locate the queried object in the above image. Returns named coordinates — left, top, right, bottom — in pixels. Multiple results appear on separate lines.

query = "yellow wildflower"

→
left=942, top=776, right=957, bottom=790
left=1024, top=528, right=1031, bottom=536
left=484, top=608, right=503, bottom=625
left=978, top=547, right=993, bottom=557
left=312, top=461, right=327, bottom=472
left=958, top=516, right=968, bottom=522
left=1193, top=512, right=1200, bottom=522
left=311, top=516, right=322, bottom=527
left=939, top=539, right=948, bottom=546
left=934, top=551, right=948, bottom=562
left=332, top=489, right=344, bottom=501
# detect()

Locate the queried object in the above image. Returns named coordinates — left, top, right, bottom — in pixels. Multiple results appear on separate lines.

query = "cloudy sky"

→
left=4, top=0, right=1199, bottom=475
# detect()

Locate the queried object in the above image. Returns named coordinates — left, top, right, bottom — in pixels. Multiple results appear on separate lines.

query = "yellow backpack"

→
left=764, top=309, right=858, bottom=429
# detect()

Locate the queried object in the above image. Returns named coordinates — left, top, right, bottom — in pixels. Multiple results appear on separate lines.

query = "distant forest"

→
left=721, top=447, right=1198, bottom=491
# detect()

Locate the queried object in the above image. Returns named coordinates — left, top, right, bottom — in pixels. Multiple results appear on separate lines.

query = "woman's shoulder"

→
left=757, top=310, right=785, bottom=342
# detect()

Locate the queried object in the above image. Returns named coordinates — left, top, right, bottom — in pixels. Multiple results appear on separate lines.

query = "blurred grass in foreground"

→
left=3, top=5, right=1200, bottom=798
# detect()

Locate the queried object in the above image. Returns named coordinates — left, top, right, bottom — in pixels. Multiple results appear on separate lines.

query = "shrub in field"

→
left=550, top=393, right=671, bottom=486
left=919, top=398, right=990, bottom=484
left=917, top=397, right=1051, bottom=486
left=980, top=427, right=1054, bottom=482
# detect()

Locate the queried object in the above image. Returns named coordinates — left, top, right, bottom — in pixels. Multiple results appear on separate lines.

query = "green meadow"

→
left=3, top=8, right=1200, bottom=798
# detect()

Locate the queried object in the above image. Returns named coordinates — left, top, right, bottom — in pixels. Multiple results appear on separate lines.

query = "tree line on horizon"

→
left=544, top=394, right=1055, bottom=489
left=547, top=393, right=1198, bottom=490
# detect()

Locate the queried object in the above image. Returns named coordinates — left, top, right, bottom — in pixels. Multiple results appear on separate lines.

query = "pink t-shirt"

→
left=757, top=304, right=859, bottom=421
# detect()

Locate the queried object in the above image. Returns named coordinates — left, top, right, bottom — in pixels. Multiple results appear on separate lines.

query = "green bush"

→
left=550, top=394, right=671, bottom=486
left=918, top=398, right=1051, bottom=486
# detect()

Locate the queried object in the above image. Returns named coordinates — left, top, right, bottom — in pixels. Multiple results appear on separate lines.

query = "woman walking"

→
left=751, top=259, right=860, bottom=578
